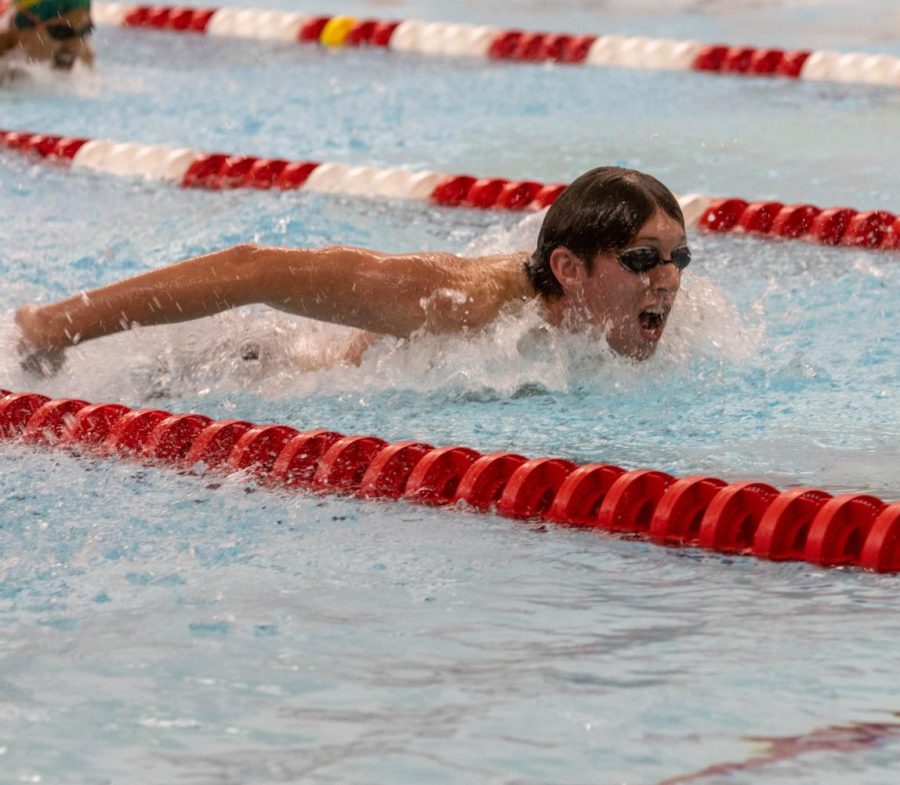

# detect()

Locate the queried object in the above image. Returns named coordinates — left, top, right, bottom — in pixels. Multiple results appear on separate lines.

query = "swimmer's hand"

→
left=15, top=304, right=66, bottom=376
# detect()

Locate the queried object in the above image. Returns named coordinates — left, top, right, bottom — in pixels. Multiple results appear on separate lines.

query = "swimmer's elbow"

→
left=229, top=243, right=265, bottom=263
left=229, top=243, right=276, bottom=281
left=213, top=244, right=279, bottom=304
left=230, top=243, right=321, bottom=308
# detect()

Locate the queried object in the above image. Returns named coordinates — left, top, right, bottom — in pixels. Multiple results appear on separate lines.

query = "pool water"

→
left=1, top=1, right=899, bottom=783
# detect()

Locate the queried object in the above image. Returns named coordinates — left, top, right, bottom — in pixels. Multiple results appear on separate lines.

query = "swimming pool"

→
left=1, top=1, right=899, bottom=782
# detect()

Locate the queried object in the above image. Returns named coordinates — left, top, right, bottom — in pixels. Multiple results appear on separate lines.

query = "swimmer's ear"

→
left=548, top=247, right=585, bottom=293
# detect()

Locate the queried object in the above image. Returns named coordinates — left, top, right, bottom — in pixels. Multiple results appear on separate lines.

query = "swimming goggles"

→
left=44, top=21, right=94, bottom=40
left=617, top=245, right=691, bottom=274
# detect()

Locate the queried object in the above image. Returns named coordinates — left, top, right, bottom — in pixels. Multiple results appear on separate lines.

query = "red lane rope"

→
left=2, top=129, right=898, bottom=252
left=87, top=3, right=900, bottom=89
left=1, top=390, right=897, bottom=573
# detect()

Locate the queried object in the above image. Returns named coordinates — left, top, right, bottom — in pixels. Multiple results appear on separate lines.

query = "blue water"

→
left=1, top=2, right=899, bottom=783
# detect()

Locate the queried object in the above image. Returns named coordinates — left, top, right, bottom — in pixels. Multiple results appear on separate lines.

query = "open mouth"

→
left=638, top=307, right=668, bottom=340
left=52, top=52, right=76, bottom=70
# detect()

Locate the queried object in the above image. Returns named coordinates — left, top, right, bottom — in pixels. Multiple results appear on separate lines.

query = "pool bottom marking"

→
left=656, top=716, right=900, bottom=785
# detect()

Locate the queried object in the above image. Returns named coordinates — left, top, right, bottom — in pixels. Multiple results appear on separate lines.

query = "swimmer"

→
left=0, top=0, right=94, bottom=74
left=14, top=167, right=690, bottom=374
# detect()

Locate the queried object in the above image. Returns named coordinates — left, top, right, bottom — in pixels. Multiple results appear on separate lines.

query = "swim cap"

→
left=13, top=0, right=90, bottom=27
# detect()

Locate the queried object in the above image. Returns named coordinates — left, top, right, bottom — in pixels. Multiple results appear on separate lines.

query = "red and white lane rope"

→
left=2, top=129, right=899, bottom=252
left=1, top=389, right=898, bottom=573
left=89, top=2, right=900, bottom=88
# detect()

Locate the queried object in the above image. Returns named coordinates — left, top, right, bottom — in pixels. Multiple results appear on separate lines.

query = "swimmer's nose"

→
left=648, top=258, right=682, bottom=292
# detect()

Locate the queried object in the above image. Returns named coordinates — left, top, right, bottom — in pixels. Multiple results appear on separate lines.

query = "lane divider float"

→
left=88, top=2, right=900, bottom=88
left=1, top=389, right=898, bottom=573
left=1, top=129, right=898, bottom=252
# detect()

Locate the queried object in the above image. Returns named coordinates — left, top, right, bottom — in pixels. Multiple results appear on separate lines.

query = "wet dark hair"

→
left=526, top=166, right=685, bottom=299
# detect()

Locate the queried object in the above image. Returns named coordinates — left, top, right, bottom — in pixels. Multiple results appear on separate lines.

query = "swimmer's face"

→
left=553, top=210, right=686, bottom=360
left=15, top=9, right=94, bottom=71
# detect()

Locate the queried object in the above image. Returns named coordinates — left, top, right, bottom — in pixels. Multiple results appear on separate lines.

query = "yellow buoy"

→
left=320, top=16, right=358, bottom=47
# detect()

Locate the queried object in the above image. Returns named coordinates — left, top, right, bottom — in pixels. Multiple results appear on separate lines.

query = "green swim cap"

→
left=14, top=0, right=91, bottom=28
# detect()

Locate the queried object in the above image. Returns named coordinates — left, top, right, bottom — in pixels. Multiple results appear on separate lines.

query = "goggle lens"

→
left=45, top=22, right=94, bottom=41
left=618, top=245, right=691, bottom=274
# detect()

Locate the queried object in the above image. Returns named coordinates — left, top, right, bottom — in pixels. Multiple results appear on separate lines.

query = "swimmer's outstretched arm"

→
left=15, top=244, right=528, bottom=370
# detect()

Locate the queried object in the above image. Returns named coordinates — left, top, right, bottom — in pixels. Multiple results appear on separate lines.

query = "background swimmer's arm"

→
left=15, top=244, right=511, bottom=365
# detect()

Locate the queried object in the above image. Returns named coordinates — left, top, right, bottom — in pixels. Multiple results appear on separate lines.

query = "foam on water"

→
left=0, top=57, right=105, bottom=95
left=0, top=208, right=763, bottom=405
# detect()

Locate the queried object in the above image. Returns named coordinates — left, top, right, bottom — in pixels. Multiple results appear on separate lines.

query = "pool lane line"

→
left=3, top=128, right=899, bottom=253
left=1, top=389, right=899, bottom=574
left=88, top=2, right=900, bottom=89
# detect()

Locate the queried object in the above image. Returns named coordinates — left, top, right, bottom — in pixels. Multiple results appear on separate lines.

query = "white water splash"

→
left=0, top=57, right=107, bottom=96
left=0, top=212, right=764, bottom=402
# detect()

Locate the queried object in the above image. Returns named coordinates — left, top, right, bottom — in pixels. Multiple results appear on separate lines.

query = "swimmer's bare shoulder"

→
left=407, top=249, right=535, bottom=334
left=259, top=245, right=535, bottom=337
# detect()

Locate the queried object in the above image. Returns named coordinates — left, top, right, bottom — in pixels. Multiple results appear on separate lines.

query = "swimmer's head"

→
left=526, top=167, right=688, bottom=360
left=12, top=0, right=94, bottom=70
